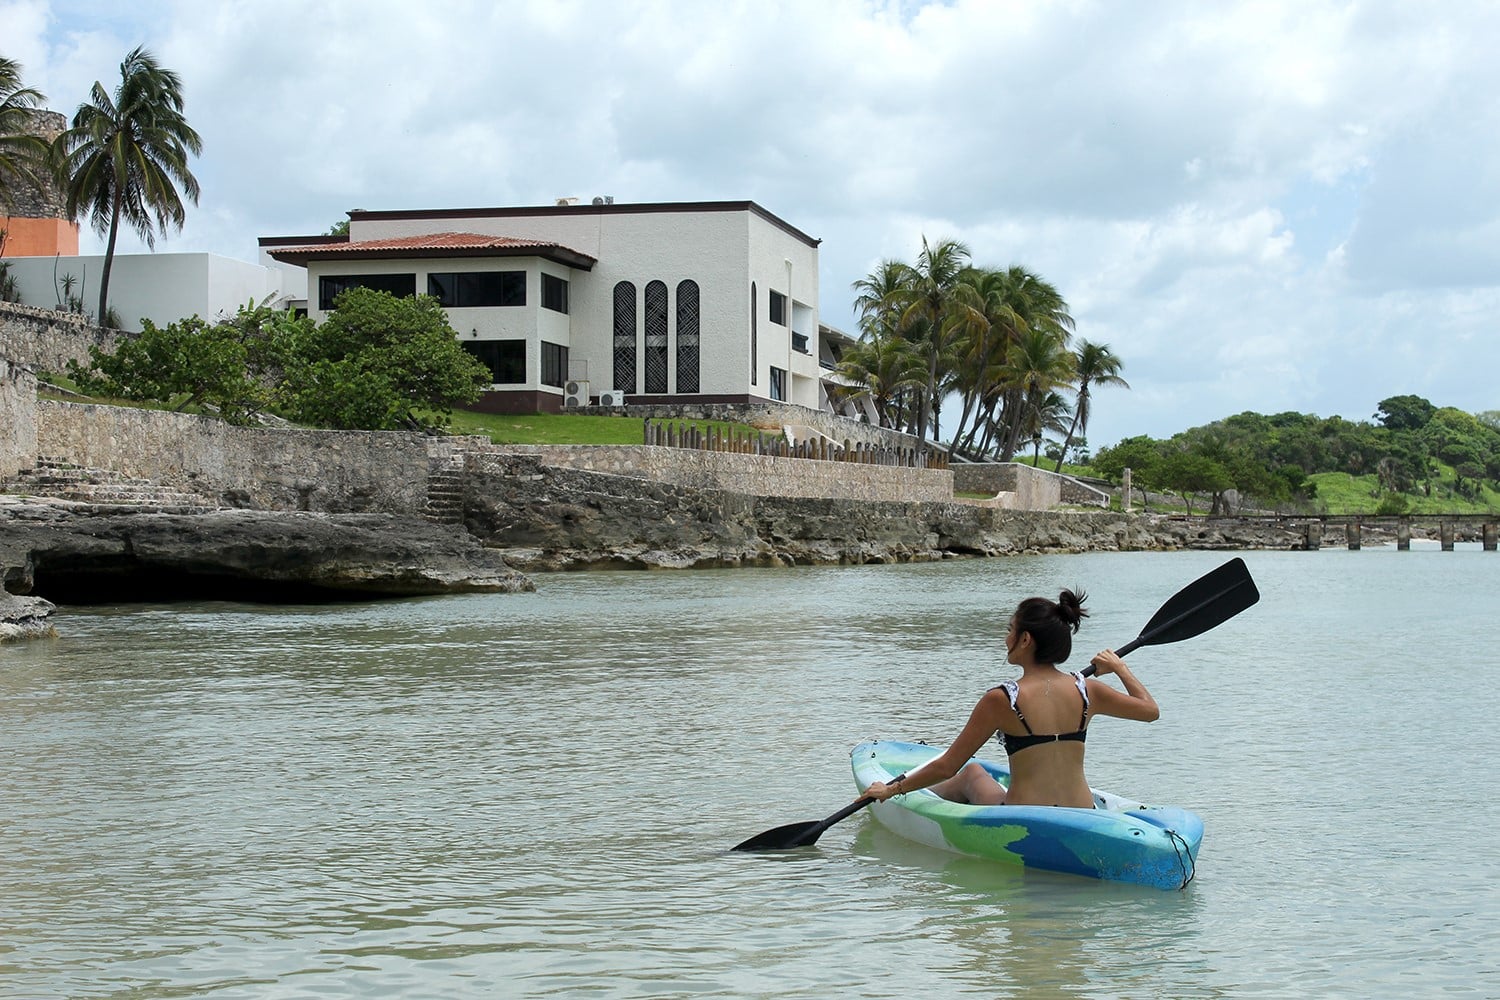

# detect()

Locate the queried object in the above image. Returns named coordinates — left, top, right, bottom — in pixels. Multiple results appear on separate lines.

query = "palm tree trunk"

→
left=1055, top=406, right=1083, bottom=472
left=97, top=189, right=123, bottom=324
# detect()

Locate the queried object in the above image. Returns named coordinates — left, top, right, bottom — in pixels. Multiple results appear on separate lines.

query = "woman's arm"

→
left=861, top=689, right=1009, bottom=801
left=1085, top=650, right=1160, bottom=722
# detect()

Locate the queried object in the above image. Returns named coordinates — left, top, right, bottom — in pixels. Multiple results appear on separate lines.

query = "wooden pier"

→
left=1286, top=514, right=1497, bottom=551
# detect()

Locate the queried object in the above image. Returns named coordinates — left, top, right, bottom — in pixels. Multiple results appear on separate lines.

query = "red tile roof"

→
left=268, top=231, right=596, bottom=270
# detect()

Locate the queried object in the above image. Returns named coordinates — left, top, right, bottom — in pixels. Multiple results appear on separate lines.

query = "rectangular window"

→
left=792, top=332, right=809, bottom=354
left=770, top=366, right=786, bottom=402
left=769, top=290, right=787, bottom=326
left=319, top=273, right=416, bottom=311
left=462, top=340, right=526, bottom=384
left=541, top=341, right=568, bottom=388
left=427, top=271, right=526, bottom=308
left=542, top=273, right=569, bottom=314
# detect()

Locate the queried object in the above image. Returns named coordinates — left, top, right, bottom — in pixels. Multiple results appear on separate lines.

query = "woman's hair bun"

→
left=1056, top=588, right=1089, bottom=632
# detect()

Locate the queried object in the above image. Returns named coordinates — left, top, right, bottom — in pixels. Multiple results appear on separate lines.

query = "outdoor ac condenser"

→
left=598, top=390, right=626, bottom=407
left=563, top=379, right=590, bottom=407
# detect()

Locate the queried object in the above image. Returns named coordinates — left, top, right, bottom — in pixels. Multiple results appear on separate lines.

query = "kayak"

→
left=851, top=739, right=1203, bottom=890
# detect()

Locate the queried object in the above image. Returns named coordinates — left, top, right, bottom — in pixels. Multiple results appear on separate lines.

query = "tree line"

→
left=834, top=237, right=1127, bottom=467
left=1, top=48, right=199, bottom=326
left=1091, top=395, right=1500, bottom=514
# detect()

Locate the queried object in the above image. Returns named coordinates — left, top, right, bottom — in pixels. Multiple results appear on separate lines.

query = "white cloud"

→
left=4, top=0, right=1498, bottom=446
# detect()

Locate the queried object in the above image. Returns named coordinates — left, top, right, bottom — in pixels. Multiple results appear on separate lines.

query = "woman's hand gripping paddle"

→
left=730, top=557, right=1260, bottom=852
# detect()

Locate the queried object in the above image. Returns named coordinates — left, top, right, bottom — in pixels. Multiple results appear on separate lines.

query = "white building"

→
left=0, top=251, right=297, bottom=332
left=263, top=200, right=862, bottom=415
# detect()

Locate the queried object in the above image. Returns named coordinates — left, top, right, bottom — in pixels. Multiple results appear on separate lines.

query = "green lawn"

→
left=446, top=409, right=757, bottom=446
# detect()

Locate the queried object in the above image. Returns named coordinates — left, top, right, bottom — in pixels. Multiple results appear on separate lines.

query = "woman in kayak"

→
left=860, top=590, right=1160, bottom=809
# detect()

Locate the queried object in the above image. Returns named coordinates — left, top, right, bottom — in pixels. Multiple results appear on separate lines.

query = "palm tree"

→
left=55, top=46, right=202, bottom=323
left=0, top=57, right=48, bottom=208
left=896, top=236, right=976, bottom=440
left=834, top=332, right=926, bottom=429
left=995, top=324, right=1075, bottom=461
left=846, top=259, right=927, bottom=429
left=1027, top=390, right=1073, bottom=464
left=1054, top=340, right=1128, bottom=472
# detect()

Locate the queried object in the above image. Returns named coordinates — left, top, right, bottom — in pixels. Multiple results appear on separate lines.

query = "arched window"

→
left=675, top=280, right=700, bottom=394
left=612, top=281, right=637, bottom=393
left=644, top=280, right=669, bottom=394
left=750, top=281, right=758, bottom=386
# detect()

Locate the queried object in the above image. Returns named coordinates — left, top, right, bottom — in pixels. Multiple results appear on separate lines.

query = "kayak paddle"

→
left=731, top=557, right=1260, bottom=852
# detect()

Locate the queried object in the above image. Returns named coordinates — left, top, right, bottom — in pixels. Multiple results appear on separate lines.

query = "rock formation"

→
left=0, top=499, right=534, bottom=608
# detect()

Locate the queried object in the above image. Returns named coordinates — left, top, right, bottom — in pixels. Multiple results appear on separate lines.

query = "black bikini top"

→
left=993, top=673, right=1090, bottom=756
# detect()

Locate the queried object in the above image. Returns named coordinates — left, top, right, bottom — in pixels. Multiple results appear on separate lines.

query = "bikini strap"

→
left=997, top=679, right=1033, bottom=734
left=1072, top=672, right=1090, bottom=728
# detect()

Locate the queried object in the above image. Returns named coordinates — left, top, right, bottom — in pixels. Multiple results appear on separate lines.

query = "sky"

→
left=3, top=0, right=1498, bottom=449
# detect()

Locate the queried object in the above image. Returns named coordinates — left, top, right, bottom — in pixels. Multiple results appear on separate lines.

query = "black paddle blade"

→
left=1120, top=557, right=1259, bottom=655
left=731, top=821, right=826, bottom=852
left=731, top=796, right=876, bottom=851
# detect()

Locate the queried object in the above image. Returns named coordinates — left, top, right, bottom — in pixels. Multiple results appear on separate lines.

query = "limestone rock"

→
left=0, top=501, right=534, bottom=603
left=0, top=586, right=55, bottom=641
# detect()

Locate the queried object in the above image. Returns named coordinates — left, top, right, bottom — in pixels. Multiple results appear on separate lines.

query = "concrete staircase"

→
left=1, top=456, right=219, bottom=511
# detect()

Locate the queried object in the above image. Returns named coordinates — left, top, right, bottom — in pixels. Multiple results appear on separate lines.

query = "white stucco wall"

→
left=0, top=253, right=295, bottom=331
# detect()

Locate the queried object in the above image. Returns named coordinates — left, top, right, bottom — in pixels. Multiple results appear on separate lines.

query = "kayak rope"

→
left=1166, top=829, right=1196, bottom=890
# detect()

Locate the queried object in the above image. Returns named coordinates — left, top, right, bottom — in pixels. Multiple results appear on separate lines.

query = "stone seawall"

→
left=36, top=399, right=488, bottom=512
left=0, top=301, right=124, bottom=374
left=461, top=453, right=1309, bottom=571
left=486, top=445, right=953, bottom=503
left=1, top=359, right=37, bottom=478
left=953, top=463, right=1109, bottom=508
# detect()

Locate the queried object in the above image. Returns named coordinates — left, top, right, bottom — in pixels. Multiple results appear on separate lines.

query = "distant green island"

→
left=1077, top=394, right=1499, bottom=516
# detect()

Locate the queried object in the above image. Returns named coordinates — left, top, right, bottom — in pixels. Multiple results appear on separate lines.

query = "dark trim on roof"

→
left=258, top=234, right=349, bottom=248
left=268, top=243, right=597, bottom=271
left=345, top=200, right=821, bottom=248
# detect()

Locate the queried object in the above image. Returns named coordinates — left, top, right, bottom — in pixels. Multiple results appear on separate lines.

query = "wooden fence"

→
left=643, top=419, right=949, bottom=470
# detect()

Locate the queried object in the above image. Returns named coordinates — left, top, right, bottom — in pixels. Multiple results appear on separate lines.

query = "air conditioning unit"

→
left=563, top=379, right=589, bottom=408
left=598, top=389, right=627, bottom=408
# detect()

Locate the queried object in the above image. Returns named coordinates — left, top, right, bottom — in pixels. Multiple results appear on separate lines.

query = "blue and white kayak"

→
left=851, top=739, right=1203, bottom=890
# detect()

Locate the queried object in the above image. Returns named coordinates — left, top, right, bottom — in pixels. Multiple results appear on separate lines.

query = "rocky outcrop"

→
left=461, top=454, right=1310, bottom=571
left=0, top=586, right=55, bottom=641
left=0, top=498, right=534, bottom=606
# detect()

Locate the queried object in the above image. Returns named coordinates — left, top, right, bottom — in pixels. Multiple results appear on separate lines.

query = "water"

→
left=2, top=549, right=1497, bottom=998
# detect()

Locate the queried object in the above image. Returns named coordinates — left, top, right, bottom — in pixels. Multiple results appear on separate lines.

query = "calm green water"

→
left=2, top=549, right=1497, bottom=998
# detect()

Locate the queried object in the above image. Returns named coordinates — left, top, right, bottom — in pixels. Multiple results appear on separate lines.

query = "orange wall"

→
left=0, top=217, right=80, bottom=257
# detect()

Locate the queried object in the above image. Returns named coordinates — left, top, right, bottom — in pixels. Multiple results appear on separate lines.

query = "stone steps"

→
left=423, top=469, right=465, bottom=524
left=1, top=456, right=219, bottom=511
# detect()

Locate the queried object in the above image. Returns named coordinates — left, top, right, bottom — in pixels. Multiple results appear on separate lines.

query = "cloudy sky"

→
left=4, top=0, right=1497, bottom=448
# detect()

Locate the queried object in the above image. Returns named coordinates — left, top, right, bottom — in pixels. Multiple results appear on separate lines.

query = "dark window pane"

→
left=541, top=341, right=568, bottom=388
left=542, top=273, right=569, bottom=313
left=676, top=279, right=699, bottom=394
left=644, top=280, right=668, bottom=394
left=613, top=281, right=637, bottom=393
left=769, top=290, right=786, bottom=326
left=461, top=340, right=526, bottom=384
left=320, top=273, right=416, bottom=311
left=428, top=271, right=525, bottom=307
